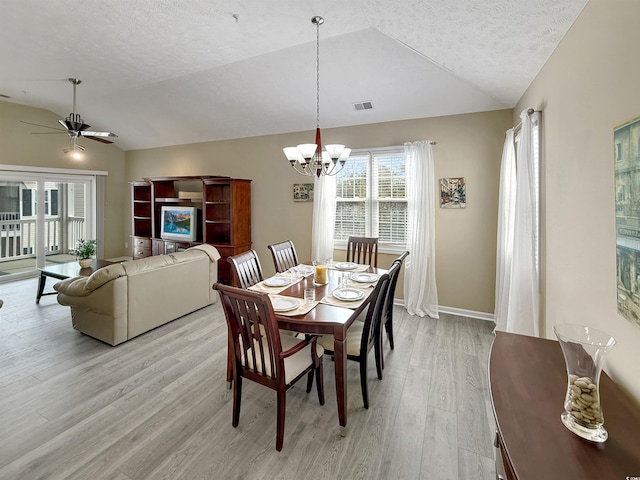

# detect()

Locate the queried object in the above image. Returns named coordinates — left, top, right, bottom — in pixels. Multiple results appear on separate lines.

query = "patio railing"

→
left=0, top=213, right=85, bottom=261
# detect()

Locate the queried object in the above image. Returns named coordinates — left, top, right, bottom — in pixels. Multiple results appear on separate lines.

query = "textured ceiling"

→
left=0, top=0, right=588, bottom=151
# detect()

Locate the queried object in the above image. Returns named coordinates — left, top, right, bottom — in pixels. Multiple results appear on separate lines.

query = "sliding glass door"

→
left=0, top=171, right=96, bottom=279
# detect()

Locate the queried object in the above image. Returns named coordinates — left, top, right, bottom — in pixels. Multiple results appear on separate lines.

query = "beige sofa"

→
left=54, top=244, right=220, bottom=346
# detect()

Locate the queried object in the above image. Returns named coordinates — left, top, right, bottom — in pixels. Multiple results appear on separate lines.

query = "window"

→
left=334, top=147, right=407, bottom=253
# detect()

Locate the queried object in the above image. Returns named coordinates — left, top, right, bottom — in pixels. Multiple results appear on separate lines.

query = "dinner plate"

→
left=264, top=276, right=293, bottom=287
left=335, top=262, right=358, bottom=270
left=333, top=288, right=365, bottom=301
left=271, top=297, right=300, bottom=312
left=350, top=272, right=379, bottom=283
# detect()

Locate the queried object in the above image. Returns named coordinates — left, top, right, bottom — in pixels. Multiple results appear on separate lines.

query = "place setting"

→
left=269, top=293, right=318, bottom=316
left=249, top=272, right=300, bottom=294
left=329, top=261, right=370, bottom=273
left=320, top=284, right=370, bottom=309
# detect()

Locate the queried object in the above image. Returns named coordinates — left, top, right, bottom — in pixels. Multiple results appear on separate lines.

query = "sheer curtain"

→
left=494, top=109, right=539, bottom=336
left=403, top=141, right=439, bottom=318
left=311, top=174, right=336, bottom=261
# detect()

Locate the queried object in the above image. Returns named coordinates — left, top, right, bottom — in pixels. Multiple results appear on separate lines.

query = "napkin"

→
left=269, top=294, right=318, bottom=316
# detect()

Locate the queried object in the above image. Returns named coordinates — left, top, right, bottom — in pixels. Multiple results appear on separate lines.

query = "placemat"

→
left=320, top=287, right=370, bottom=309
left=249, top=273, right=301, bottom=294
left=328, top=262, right=370, bottom=273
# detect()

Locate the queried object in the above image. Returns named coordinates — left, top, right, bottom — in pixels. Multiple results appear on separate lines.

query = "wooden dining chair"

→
left=378, top=253, right=408, bottom=370
left=214, top=283, right=325, bottom=451
left=227, top=250, right=264, bottom=289
left=317, top=268, right=392, bottom=409
left=346, top=236, right=379, bottom=268
left=267, top=240, right=299, bottom=273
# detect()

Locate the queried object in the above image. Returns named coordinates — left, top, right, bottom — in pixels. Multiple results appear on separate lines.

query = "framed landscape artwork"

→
left=614, top=114, right=640, bottom=327
left=440, top=177, right=466, bottom=208
left=293, top=183, right=314, bottom=202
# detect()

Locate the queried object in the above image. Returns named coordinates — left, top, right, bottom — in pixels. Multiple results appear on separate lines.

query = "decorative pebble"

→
left=565, top=375, right=603, bottom=428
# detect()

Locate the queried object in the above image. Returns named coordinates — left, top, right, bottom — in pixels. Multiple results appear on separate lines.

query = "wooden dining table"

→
left=274, top=264, right=385, bottom=435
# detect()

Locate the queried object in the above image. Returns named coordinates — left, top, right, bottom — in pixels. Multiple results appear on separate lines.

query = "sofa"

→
left=54, top=244, right=220, bottom=346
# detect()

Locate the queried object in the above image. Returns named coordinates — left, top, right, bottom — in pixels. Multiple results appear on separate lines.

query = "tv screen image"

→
left=160, top=206, right=197, bottom=242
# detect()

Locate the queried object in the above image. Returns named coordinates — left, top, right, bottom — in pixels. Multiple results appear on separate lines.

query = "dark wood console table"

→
left=489, top=331, right=640, bottom=480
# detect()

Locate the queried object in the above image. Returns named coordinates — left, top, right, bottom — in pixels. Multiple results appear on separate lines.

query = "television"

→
left=160, top=206, right=198, bottom=242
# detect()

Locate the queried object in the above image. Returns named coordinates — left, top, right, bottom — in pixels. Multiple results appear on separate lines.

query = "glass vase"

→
left=553, top=324, right=616, bottom=443
left=313, top=259, right=328, bottom=285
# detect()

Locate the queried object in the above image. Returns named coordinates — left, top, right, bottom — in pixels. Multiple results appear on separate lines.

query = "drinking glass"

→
left=304, top=288, right=316, bottom=304
left=313, top=259, right=328, bottom=285
left=553, top=324, right=616, bottom=443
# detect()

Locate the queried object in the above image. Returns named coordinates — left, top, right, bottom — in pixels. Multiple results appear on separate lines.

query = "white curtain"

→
left=403, top=141, right=439, bottom=318
left=494, top=129, right=516, bottom=331
left=494, top=109, right=539, bottom=336
left=311, top=174, right=336, bottom=262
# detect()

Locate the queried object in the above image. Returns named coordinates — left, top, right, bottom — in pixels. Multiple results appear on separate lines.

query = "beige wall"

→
left=126, top=109, right=511, bottom=313
left=0, top=101, right=127, bottom=259
left=515, top=0, right=640, bottom=401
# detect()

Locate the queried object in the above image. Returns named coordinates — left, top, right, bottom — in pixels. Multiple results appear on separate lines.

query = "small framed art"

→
left=293, top=183, right=314, bottom=202
left=440, top=177, right=466, bottom=208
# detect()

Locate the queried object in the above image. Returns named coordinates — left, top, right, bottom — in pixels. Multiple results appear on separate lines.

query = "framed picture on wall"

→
left=293, top=183, right=314, bottom=202
left=440, top=177, right=466, bottom=208
left=614, top=114, right=640, bottom=327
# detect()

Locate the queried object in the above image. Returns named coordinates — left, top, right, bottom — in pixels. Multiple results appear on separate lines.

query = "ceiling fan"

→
left=21, top=77, right=118, bottom=147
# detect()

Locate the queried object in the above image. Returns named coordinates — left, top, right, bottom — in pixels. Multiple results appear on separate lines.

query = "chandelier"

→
left=283, top=16, right=350, bottom=178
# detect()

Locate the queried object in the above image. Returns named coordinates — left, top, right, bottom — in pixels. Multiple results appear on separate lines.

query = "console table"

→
left=489, top=331, right=640, bottom=480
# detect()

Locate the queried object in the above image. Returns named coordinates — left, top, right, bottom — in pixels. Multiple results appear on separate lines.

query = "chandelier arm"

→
left=291, top=163, right=315, bottom=176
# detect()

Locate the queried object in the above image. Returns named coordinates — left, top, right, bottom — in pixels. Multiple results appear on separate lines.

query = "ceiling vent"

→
left=353, top=101, right=373, bottom=111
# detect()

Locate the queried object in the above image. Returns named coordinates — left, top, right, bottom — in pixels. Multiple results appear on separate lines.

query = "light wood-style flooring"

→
left=0, top=278, right=497, bottom=480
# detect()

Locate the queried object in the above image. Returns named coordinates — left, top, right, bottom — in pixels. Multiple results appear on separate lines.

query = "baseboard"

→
left=393, top=299, right=495, bottom=323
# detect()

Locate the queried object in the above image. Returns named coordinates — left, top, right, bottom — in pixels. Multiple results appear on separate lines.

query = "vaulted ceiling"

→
left=0, top=0, right=588, bottom=151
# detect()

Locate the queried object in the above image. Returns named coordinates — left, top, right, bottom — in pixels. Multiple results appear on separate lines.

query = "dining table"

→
left=260, top=262, right=386, bottom=436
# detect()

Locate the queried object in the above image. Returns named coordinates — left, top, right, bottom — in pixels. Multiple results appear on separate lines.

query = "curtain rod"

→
left=513, top=108, right=540, bottom=133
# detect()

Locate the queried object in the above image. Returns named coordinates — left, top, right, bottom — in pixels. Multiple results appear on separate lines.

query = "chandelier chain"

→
left=316, top=19, right=320, bottom=129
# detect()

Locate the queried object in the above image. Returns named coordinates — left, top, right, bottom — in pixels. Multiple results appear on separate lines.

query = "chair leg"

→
left=276, top=390, right=286, bottom=451
left=359, top=359, right=369, bottom=409
left=232, top=375, right=242, bottom=428
left=306, top=369, right=314, bottom=393
left=377, top=332, right=385, bottom=371
left=316, top=362, right=325, bottom=405
left=374, top=340, right=383, bottom=381
left=387, top=317, right=395, bottom=350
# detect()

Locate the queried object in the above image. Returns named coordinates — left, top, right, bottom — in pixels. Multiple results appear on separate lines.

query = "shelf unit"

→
left=129, top=176, right=251, bottom=284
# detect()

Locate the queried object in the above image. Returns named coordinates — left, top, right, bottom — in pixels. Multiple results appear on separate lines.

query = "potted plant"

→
left=73, top=239, right=97, bottom=268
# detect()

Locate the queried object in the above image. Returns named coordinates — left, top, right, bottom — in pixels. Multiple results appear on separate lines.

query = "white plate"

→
left=271, top=297, right=300, bottom=312
left=335, top=262, right=358, bottom=270
left=264, top=276, right=293, bottom=287
left=350, top=273, right=379, bottom=283
left=333, top=288, right=365, bottom=301
left=295, top=265, right=314, bottom=276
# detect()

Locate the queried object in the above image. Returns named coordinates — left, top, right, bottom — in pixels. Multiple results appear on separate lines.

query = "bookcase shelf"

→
left=129, top=176, right=251, bottom=285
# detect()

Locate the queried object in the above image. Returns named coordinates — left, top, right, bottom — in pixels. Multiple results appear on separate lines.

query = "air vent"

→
left=353, top=101, right=373, bottom=111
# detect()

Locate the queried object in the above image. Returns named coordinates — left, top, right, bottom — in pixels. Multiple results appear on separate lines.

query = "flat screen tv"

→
left=160, top=206, right=198, bottom=242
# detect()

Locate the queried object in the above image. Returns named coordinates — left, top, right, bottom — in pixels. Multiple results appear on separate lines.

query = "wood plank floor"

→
left=0, top=278, right=497, bottom=480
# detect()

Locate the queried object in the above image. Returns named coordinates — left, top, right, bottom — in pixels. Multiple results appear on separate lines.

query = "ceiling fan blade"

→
left=81, top=131, right=118, bottom=138
left=20, top=120, right=65, bottom=131
left=84, top=136, right=114, bottom=144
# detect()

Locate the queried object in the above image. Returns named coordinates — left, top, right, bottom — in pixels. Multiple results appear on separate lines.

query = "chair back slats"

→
left=228, top=250, right=264, bottom=289
left=268, top=240, right=299, bottom=273
left=359, top=266, right=394, bottom=354
left=346, top=236, right=379, bottom=268
left=384, top=251, right=409, bottom=325
left=217, top=284, right=283, bottom=383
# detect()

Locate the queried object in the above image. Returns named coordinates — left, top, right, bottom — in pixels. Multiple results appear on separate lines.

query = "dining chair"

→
left=317, top=268, right=392, bottom=409
left=267, top=240, right=299, bottom=273
left=227, top=250, right=264, bottom=289
left=346, top=236, right=379, bottom=268
left=214, top=283, right=325, bottom=451
left=379, top=253, right=408, bottom=370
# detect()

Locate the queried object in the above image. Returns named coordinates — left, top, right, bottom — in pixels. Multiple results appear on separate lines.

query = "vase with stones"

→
left=553, top=324, right=616, bottom=443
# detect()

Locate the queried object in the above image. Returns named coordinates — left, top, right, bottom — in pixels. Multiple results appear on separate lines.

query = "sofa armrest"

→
left=54, top=263, right=126, bottom=296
